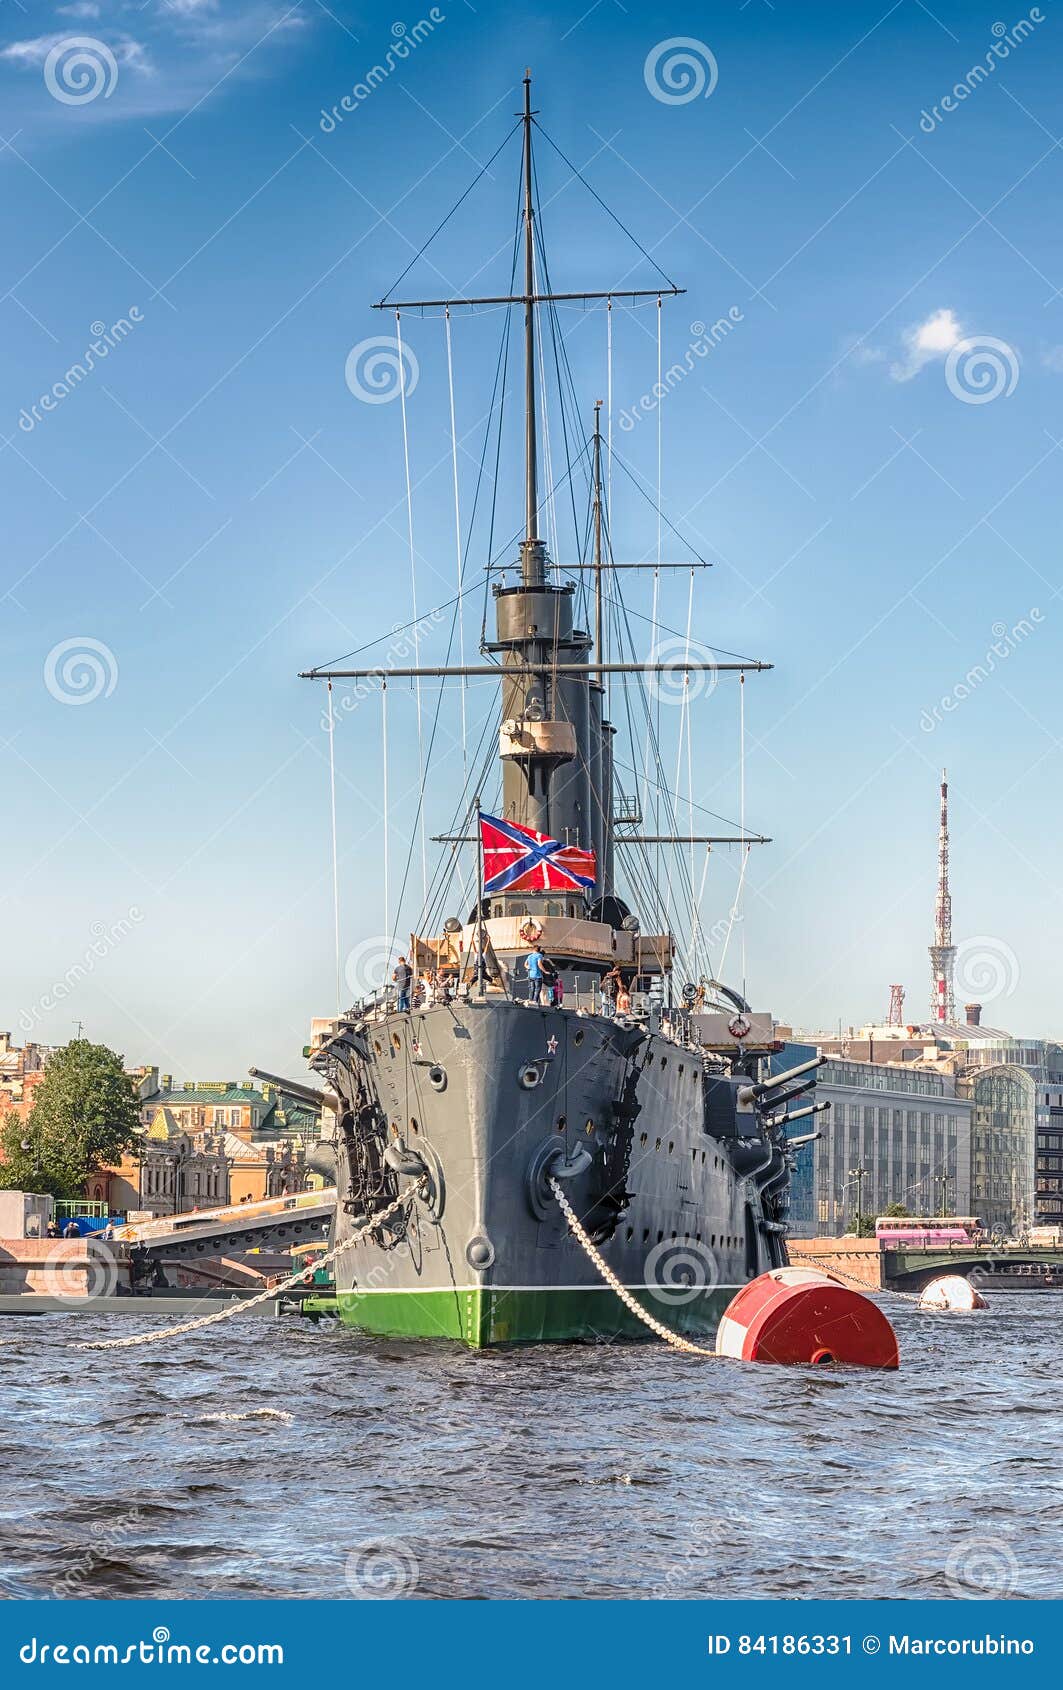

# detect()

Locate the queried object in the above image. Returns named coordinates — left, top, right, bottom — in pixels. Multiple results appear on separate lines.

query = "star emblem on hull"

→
left=546, top=1035, right=558, bottom=1055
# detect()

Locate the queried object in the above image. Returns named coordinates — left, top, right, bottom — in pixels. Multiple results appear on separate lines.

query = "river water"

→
left=0, top=1294, right=1058, bottom=1601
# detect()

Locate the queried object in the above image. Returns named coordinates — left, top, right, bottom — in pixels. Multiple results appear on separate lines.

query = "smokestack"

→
left=965, top=1003, right=982, bottom=1027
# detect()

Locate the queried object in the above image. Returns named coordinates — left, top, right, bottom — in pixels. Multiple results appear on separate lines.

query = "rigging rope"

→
left=444, top=307, right=468, bottom=787
left=740, top=671, right=748, bottom=998
left=79, top=1186, right=423, bottom=1350
left=378, top=118, right=522, bottom=304
left=394, top=310, right=429, bottom=907
left=326, top=680, right=341, bottom=1015
left=382, top=680, right=391, bottom=975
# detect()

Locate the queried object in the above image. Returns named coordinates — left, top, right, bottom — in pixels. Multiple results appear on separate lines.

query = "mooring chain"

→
left=797, top=1252, right=923, bottom=1303
left=80, top=1184, right=424, bottom=1352
left=548, top=1176, right=718, bottom=1359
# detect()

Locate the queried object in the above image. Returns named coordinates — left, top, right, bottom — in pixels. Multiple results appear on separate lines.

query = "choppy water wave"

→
left=0, top=1294, right=1059, bottom=1598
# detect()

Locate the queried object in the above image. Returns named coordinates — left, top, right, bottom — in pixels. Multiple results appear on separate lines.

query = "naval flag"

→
left=479, top=812, right=596, bottom=896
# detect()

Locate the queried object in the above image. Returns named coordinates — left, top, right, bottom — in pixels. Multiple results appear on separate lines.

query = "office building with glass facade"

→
left=809, top=1059, right=972, bottom=1236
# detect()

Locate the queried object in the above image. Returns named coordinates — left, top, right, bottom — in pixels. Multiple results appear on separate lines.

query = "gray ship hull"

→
left=317, top=996, right=788, bottom=1347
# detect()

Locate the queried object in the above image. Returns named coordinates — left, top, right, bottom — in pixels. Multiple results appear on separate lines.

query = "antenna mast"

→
left=929, top=768, right=956, bottom=1024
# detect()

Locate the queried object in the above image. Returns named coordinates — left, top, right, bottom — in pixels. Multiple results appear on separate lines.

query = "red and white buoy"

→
left=716, top=1268, right=899, bottom=1369
left=918, top=1274, right=987, bottom=1311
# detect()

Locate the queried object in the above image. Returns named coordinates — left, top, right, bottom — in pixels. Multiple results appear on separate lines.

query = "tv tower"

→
left=928, top=768, right=956, bottom=1024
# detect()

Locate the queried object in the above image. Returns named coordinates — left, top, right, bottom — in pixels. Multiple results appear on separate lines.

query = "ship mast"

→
left=592, top=398, right=604, bottom=686
left=301, top=74, right=773, bottom=915
left=521, top=71, right=543, bottom=581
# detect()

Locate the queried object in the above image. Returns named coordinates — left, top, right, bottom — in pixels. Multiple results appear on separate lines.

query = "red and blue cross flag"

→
left=479, top=812, right=596, bottom=896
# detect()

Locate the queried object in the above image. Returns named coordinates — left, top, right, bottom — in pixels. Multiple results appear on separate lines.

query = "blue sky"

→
left=2, top=0, right=1061, bottom=1079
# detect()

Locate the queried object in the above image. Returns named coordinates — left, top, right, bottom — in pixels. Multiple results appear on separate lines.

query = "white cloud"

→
left=843, top=337, right=887, bottom=367
left=1042, top=346, right=1063, bottom=373
left=0, top=32, right=152, bottom=74
left=57, top=3, right=103, bottom=18
left=889, top=308, right=964, bottom=383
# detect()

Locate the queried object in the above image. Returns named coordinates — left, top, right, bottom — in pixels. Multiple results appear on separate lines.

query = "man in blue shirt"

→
left=525, top=945, right=543, bottom=1003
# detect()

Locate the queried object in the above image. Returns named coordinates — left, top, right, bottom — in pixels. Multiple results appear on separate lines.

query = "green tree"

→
left=882, top=1202, right=913, bottom=1218
left=0, top=1040, right=140, bottom=1199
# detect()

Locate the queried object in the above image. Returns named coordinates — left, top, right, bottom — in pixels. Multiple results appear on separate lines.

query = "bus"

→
left=875, top=1216, right=981, bottom=1248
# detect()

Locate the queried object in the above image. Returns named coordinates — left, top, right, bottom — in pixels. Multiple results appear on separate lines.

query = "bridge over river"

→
left=788, top=1235, right=1063, bottom=1293
left=112, top=1190, right=336, bottom=1263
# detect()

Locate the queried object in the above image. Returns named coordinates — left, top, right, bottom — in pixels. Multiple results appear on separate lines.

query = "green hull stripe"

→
left=330, top=1284, right=731, bottom=1348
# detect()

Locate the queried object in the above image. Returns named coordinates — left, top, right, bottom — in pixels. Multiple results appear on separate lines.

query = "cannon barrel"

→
left=248, top=1067, right=327, bottom=1109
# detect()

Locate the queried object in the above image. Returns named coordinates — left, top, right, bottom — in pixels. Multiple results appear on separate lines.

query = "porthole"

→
left=428, top=1065, right=447, bottom=1092
left=391, top=1032, right=401, bottom=1052
left=639, top=1133, right=647, bottom=1147
left=642, top=1228, right=650, bottom=1244
left=668, top=1140, right=674, bottom=1154
left=409, top=1118, right=419, bottom=1136
left=657, top=1230, right=664, bottom=1244
left=655, top=1137, right=662, bottom=1152
left=574, top=1029, right=585, bottom=1046
left=374, top=1040, right=383, bottom=1056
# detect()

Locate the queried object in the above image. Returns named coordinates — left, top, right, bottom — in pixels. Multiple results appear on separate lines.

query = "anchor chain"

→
left=548, top=1176, right=718, bottom=1358
left=794, top=1251, right=924, bottom=1303
left=80, top=1183, right=424, bottom=1351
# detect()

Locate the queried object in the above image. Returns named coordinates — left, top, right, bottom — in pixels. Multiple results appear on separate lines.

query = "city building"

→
left=797, top=1057, right=972, bottom=1236
left=0, top=1033, right=51, bottom=1122
left=1035, top=1085, right=1063, bottom=1228
left=957, top=1065, right=1036, bottom=1236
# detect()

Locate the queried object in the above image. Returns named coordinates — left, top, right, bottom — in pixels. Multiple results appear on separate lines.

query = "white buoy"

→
left=919, top=1274, right=987, bottom=1311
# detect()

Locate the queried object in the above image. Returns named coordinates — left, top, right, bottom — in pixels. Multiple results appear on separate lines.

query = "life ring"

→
left=519, top=919, right=543, bottom=946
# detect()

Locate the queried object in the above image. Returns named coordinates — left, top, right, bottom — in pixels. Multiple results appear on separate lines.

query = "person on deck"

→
left=600, top=964, right=623, bottom=1015
left=392, top=956, right=412, bottom=1012
left=524, top=945, right=543, bottom=1003
left=536, top=953, right=557, bottom=1007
